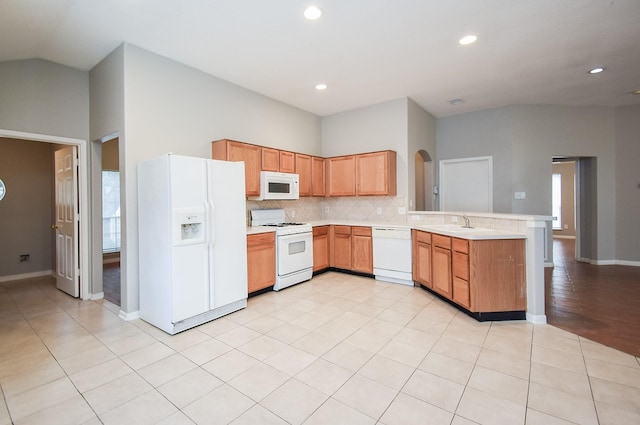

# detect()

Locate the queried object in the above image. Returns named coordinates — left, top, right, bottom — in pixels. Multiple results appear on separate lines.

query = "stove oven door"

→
left=277, top=232, right=313, bottom=277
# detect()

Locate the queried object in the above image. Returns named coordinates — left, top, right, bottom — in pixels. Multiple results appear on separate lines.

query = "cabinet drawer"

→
left=247, top=232, right=275, bottom=247
left=352, top=226, right=371, bottom=236
left=415, top=230, right=431, bottom=244
left=432, top=234, right=451, bottom=249
left=333, top=225, right=352, bottom=235
left=452, top=238, right=469, bottom=254
left=453, top=277, right=470, bottom=309
left=453, top=252, right=469, bottom=280
left=313, top=225, right=329, bottom=237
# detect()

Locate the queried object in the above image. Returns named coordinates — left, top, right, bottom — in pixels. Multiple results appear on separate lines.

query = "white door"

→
left=54, top=146, right=79, bottom=297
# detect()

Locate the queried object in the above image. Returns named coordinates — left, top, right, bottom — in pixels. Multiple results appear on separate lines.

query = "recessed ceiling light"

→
left=588, top=66, right=606, bottom=74
left=304, top=6, right=322, bottom=20
left=632, top=89, right=640, bottom=95
left=449, top=98, right=464, bottom=105
left=459, top=35, right=477, bottom=45
left=315, top=83, right=327, bottom=91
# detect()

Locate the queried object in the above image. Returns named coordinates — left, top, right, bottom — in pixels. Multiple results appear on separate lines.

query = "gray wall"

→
left=0, top=139, right=54, bottom=277
left=436, top=105, right=619, bottom=262
left=0, top=59, right=89, bottom=139
left=407, top=98, right=437, bottom=210
left=615, top=105, right=640, bottom=262
left=90, top=44, right=322, bottom=314
left=321, top=98, right=410, bottom=198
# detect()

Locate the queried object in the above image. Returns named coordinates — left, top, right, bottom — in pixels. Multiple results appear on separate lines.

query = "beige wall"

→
left=0, top=138, right=54, bottom=277
left=102, top=138, right=119, bottom=171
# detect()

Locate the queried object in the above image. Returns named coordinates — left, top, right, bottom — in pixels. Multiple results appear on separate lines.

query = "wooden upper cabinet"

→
left=356, top=150, right=397, bottom=196
left=279, top=151, right=296, bottom=173
left=212, top=139, right=261, bottom=197
left=311, top=156, right=325, bottom=197
left=261, top=147, right=280, bottom=172
left=296, top=153, right=312, bottom=197
left=326, top=155, right=356, bottom=196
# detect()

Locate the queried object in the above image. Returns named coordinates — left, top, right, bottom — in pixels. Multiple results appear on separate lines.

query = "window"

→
left=102, top=171, right=121, bottom=252
left=552, top=173, right=562, bottom=230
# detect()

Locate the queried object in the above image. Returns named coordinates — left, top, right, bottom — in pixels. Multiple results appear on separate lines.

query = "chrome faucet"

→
left=462, top=214, right=471, bottom=228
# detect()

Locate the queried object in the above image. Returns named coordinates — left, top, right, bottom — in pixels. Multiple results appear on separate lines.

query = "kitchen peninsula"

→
left=248, top=211, right=550, bottom=324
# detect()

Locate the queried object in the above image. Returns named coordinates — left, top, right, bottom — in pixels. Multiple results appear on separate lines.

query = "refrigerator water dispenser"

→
left=173, top=208, right=205, bottom=245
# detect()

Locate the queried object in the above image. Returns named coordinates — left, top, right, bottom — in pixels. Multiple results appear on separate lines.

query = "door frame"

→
left=0, top=128, right=90, bottom=300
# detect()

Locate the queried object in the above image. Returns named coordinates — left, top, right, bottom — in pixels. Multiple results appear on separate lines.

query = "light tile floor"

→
left=1, top=272, right=640, bottom=425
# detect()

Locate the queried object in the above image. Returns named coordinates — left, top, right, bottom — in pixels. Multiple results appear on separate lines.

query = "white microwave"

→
left=249, top=171, right=299, bottom=201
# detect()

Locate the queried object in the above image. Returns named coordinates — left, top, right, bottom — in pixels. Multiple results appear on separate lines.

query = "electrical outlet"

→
left=291, top=210, right=296, bottom=218
left=19, top=254, right=30, bottom=262
left=410, top=214, right=420, bottom=221
left=398, top=207, right=406, bottom=214
left=324, top=206, right=329, bottom=213
left=514, top=191, right=526, bottom=200
left=376, top=207, right=382, bottom=215
left=451, top=216, right=458, bottom=223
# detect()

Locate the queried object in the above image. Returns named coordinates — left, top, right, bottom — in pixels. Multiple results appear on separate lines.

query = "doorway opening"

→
left=101, top=137, right=121, bottom=306
left=0, top=129, right=90, bottom=299
left=414, top=150, right=433, bottom=211
left=552, top=156, right=597, bottom=263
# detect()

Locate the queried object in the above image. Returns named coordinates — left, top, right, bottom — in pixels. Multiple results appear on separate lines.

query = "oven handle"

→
left=277, top=232, right=312, bottom=242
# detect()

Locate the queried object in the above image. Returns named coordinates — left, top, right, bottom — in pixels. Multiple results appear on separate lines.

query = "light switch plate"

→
left=514, top=191, right=526, bottom=200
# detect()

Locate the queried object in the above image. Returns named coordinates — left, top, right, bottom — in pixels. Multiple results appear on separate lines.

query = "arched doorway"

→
left=415, top=150, right=433, bottom=211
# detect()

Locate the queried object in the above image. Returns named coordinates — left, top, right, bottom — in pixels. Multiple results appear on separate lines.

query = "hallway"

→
left=546, top=238, right=640, bottom=357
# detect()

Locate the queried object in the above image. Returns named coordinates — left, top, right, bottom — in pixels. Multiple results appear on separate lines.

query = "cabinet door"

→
left=326, top=156, right=356, bottom=196
left=311, top=156, right=326, bottom=197
left=262, top=147, right=280, bottom=171
left=279, top=151, right=296, bottom=173
left=313, top=226, right=330, bottom=272
left=352, top=227, right=372, bottom=274
left=356, top=151, right=397, bottom=196
left=212, top=140, right=261, bottom=197
left=332, top=226, right=352, bottom=269
left=412, top=230, right=432, bottom=288
left=296, top=153, right=312, bottom=197
left=246, top=233, right=276, bottom=293
left=432, top=246, right=452, bottom=298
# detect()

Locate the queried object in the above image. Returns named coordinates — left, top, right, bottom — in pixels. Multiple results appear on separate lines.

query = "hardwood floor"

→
left=103, top=262, right=120, bottom=306
left=545, top=238, right=640, bottom=356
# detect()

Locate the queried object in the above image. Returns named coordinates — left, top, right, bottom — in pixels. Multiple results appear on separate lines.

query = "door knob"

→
left=51, top=224, right=60, bottom=230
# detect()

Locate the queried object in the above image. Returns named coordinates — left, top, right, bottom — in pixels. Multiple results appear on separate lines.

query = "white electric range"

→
left=250, top=209, right=313, bottom=291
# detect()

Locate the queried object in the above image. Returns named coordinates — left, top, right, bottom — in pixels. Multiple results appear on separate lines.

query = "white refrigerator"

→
left=137, top=154, right=248, bottom=334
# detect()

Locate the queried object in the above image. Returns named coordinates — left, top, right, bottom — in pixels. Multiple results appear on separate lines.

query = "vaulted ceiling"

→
left=1, top=0, right=639, bottom=117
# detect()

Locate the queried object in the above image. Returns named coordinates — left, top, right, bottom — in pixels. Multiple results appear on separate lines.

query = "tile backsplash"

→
left=246, top=196, right=409, bottom=225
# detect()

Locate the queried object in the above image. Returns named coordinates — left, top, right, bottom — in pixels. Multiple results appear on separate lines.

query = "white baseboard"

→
left=526, top=313, right=547, bottom=324
left=119, top=310, right=140, bottom=321
left=617, top=260, right=640, bottom=267
left=0, top=270, right=53, bottom=283
left=553, top=235, right=576, bottom=240
left=90, top=292, right=104, bottom=301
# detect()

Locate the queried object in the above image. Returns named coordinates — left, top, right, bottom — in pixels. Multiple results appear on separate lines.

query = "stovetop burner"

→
left=263, top=222, right=306, bottom=227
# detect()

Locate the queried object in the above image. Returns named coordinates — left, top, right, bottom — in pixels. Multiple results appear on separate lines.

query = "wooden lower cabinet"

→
left=331, top=225, right=352, bottom=269
left=246, top=232, right=276, bottom=293
left=329, top=225, right=373, bottom=274
left=431, top=234, right=452, bottom=298
left=313, top=226, right=330, bottom=272
left=412, top=230, right=432, bottom=288
left=413, top=231, right=526, bottom=314
left=352, top=226, right=373, bottom=274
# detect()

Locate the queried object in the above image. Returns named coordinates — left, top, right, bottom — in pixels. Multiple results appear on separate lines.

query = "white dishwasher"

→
left=372, top=226, right=413, bottom=286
